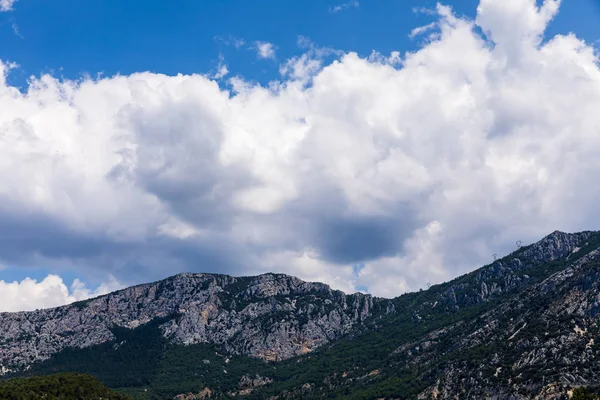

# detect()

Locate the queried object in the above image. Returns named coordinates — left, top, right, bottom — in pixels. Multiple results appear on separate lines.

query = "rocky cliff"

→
left=272, top=230, right=600, bottom=399
left=433, top=230, right=595, bottom=311
left=416, top=234, right=600, bottom=399
left=3, top=230, right=600, bottom=400
left=0, top=273, right=373, bottom=373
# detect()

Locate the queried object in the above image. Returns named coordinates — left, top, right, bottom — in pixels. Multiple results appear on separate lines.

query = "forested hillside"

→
left=0, top=373, right=130, bottom=400
left=4, top=231, right=600, bottom=399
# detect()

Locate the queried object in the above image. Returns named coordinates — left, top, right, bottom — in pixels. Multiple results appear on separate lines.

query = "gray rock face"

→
left=0, top=273, right=373, bottom=372
left=405, top=234, right=600, bottom=399
left=435, top=230, right=595, bottom=310
left=263, top=230, right=600, bottom=400
left=4, top=230, right=600, bottom=399
left=229, top=374, right=274, bottom=396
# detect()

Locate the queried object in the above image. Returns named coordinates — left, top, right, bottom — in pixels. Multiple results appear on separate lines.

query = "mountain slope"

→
left=246, top=230, right=600, bottom=399
left=3, top=230, right=600, bottom=399
left=418, top=241, right=600, bottom=398
left=0, top=273, right=374, bottom=372
left=255, top=230, right=600, bottom=399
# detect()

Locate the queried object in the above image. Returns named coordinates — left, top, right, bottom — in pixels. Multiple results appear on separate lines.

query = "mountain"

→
left=2, top=230, right=600, bottom=399
left=0, top=273, right=373, bottom=370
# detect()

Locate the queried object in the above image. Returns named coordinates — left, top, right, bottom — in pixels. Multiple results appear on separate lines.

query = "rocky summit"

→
left=0, top=272, right=373, bottom=371
left=2, top=230, right=600, bottom=400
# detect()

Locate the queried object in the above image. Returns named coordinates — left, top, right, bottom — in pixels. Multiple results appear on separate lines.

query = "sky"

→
left=1, top=0, right=600, bottom=312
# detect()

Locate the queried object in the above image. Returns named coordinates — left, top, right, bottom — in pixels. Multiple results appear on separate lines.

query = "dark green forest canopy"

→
left=0, top=373, right=131, bottom=400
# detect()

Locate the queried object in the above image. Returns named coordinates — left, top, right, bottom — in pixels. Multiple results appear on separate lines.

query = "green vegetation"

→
left=8, top=232, right=600, bottom=399
left=573, top=387, right=600, bottom=400
left=15, top=317, right=271, bottom=399
left=10, top=285, right=507, bottom=399
left=0, top=373, right=130, bottom=400
left=19, top=318, right=171, bottom=390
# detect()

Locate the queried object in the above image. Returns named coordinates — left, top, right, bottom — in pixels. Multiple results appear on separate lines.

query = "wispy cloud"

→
left=408, top=22, right=437, bottom=39
left=211, top=54, right=229, bottom=79
left=11, top=22, right=23, bottom=38
left=412, top=6, right=437, bottom=16
left=0, top=0, right=17, bottom=12
left=330, top=0, right=359, bottom=13
left=214, top=35, right=246, bottom=49
left=280, top=36, right=343, bottom=83
left=213, top=64, right=229, bottom=79
left=255, top=41, right=277, bottom=59
left=214, top=36, right=277, bottom=62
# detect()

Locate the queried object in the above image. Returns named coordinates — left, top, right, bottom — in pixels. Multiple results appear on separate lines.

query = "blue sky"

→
left=1, top=0, right=600, bottom=311
left=1, top=0, right=598, bottom=88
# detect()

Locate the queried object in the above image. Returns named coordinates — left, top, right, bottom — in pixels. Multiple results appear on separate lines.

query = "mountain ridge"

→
left=3, top=229, right=600, bottom=399
left=0, top=270, right=375, bottom=373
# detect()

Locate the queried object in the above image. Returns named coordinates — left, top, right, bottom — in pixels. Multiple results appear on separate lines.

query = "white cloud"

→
left=356, top=221, right=447, bottom=298
left=157, top=217, right=201, bottom=239
left=409, top=22, right=438, bottom=40
left=280, top=38, right=342, bottom=82
left=213, top=64, right=229, bottom=79
left=0, top=0, right=599, bottom=300
left=0, top=275, right=122, bottom=312
left=214, top=35, right=246, bottom=49
left=412, top=6, right=437, bottom=16
left=13, top=25, right=21, bottom=37
left=279, top=53, right=323, bottom=82
left=211, top=54, right=229, bottom=79
left=255, top=41, right=277, bottom=59
left=330, top=1, right=359, bottom=13
left=0, top=0, right=16, bottom=12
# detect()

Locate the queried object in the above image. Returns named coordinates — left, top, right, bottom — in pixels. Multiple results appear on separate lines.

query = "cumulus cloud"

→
left=0, top=0, right=16, bottom=12
left=280, top=37, right=342, bottom=82
left=0, top=275, right=122, bottom=312
left=1, top=0, right=600, bottom=302
left=254, top=41, right=277, bottom=59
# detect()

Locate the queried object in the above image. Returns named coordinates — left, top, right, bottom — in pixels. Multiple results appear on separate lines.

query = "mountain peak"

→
left=4, top=230, right=600, bottom=399
left=0, top=269, right=374, bottom=372
left=423, top=230, right=600, bottom=313
left=523, top=229, right=596, bottom=263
